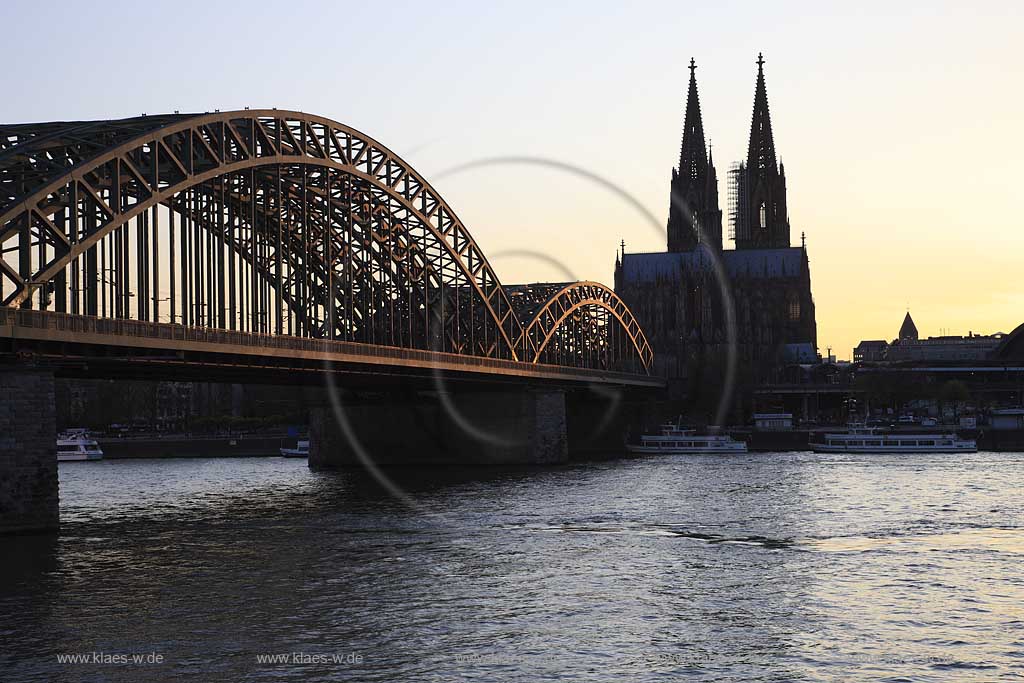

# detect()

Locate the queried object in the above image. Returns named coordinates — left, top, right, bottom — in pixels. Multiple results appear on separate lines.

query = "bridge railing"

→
left=0, top=307, right=654, bottom=382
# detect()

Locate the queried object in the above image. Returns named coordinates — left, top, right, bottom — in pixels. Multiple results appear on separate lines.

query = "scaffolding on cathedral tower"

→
left=727, top=162, right=745, bottom=243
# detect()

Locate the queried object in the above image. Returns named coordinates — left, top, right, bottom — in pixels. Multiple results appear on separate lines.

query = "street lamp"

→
left=154, top=297, right=174, bottom=323
left=192, top=302, right=208, bottom=327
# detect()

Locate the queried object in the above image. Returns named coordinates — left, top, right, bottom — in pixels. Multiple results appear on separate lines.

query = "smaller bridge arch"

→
left=512, top=281, right=653, bottom=372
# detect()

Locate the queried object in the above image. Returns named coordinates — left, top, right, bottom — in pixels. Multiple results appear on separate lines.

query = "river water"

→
left=3, top=452, right=1024, bottom=682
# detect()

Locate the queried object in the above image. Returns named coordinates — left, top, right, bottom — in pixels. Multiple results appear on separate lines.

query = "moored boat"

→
left=280, top=440, right=310, bottom=458
left=810, top=424, right=976, bottom=454
left=57, top=429, right=104, bottom=461
left=627, top=422, right=747, bottom=455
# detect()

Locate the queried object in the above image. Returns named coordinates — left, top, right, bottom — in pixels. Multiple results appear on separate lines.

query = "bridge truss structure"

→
left=0, top=111, right=652, bottom=373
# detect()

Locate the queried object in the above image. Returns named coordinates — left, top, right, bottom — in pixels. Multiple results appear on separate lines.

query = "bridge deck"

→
left=0, top=308, right=663, bottom=388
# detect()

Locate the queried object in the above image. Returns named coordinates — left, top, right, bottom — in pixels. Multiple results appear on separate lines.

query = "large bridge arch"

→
left=0, top=111, right=522, bottom=358
left=0, top=111, right=652, bottom=372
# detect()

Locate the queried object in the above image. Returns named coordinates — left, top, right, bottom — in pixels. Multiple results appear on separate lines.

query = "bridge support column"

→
left=0, top=366, right=58, bottom=534
left=309, top=388, right=567, bottom=468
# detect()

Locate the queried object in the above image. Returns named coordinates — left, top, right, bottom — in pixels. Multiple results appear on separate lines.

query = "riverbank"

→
left=97, top=434, right=303, bottom=458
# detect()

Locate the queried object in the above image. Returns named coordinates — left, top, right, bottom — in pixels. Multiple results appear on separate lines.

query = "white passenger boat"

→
left=810, top=425, right=976, bottom=454
left=57, top=429, right=104, bottom=461
left=280, top=439, right=310, bottom=458
left=627, top=423, right=747, bottom=454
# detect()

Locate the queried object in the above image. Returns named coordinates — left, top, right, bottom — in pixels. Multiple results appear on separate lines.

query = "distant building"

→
left=887, top=333, right=1004, bottom=362
left=155, top=382, right=193, bottom=429
left=853, top=340, right=888, bottom=363
left=615, top=54, right=816, bottom=393
left=853, top=311, right=1005, bottom=363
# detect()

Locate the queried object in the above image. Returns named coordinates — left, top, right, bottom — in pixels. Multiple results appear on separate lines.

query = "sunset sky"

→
left=3, top=1, right=1021, bottom=358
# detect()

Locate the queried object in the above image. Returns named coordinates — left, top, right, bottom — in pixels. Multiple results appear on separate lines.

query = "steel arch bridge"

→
left=0, top=110, right=652, bottom=374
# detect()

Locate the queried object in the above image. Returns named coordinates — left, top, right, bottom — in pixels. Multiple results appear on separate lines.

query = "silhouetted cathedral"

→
left=615, top=55, right=817, bottom=405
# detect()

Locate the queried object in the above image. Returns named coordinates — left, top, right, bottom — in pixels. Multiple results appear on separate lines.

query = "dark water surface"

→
left=3, top=452, right=1024, bottom=682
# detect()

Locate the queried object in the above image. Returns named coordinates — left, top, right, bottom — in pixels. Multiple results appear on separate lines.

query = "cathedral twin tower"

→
left=667, top=53, right=791, bottom=253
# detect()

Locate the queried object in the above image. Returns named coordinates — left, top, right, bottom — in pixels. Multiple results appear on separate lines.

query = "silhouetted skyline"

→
left=1, top=1, right=1020, bottom=357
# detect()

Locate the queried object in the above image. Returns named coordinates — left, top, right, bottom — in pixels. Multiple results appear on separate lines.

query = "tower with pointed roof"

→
left=733, top=53, right=790, bottom=250
left=667, top=58, right=723, bottom=252
left=899, top=312, right=919, bottom=341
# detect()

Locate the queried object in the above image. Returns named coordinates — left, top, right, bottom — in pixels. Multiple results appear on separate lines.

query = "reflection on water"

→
left=807, top=527, right=1024, bottom=554
left=3, top=451, right=1024, bottom=681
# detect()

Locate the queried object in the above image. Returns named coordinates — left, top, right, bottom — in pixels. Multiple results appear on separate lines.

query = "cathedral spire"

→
left=746, top=52, right=777, bottom=175
left=667, top=57, right=722, bottom=252
left=678, top=57, right=708, bottom=183
left=734, top=52, right=789, bottom=250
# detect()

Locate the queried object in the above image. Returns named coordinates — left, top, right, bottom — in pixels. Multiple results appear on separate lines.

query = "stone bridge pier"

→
left=0, top=366, right=58, bottom=534
left=309, top=386, right=646, bottom=468
left=310, top=388, right=568, bottom=467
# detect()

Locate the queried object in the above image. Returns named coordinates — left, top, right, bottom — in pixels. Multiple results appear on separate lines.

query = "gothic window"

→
left=759, top=202, right=767, bottom=230
left=788, top=296, right=800, bottom=322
